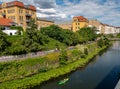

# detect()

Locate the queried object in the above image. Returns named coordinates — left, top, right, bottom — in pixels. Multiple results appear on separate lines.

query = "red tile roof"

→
left=0, top=1, right=36, bottom=11
left=73, top=16, right=88, bottom=22
left=0, top=18, right=14, bottom=26
left=28, top=5, right=36, bottom=11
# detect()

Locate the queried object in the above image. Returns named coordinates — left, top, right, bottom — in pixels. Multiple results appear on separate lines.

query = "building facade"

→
left=72, top=16, right=88, bottom=32
left=0, top=1, right=36, bottom=31
left=116, top=27, right=120, bottom=34
left=37, top=19, right=54, bottom=30
left=100, top=23, right=105, bottom=34
left=57, top=23, right=72, bottom=30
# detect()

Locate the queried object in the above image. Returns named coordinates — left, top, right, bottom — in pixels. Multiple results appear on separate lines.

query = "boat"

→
left=58, top=78, right=69, bottom=85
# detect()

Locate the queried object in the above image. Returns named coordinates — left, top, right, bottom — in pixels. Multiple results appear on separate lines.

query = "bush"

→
left=84, top=48, right=88, bottom=55
left=81, top=54, right=86, bottom=58
left=97, top=36, right=110, bottom=47
left=59, top=49, right=68, bottom=65
left=10, top=26, right=23, bottom=35
left=97, top=38, right=104, bottom=47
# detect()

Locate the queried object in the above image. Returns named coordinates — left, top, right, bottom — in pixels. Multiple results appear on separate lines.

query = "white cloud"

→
left=37, top=7, right=56, bottom=13
left=1, top=0, right=120, bottom=26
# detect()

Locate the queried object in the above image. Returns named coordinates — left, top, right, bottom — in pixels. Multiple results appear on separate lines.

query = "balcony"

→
left=26, top=13, right=32, bottom=17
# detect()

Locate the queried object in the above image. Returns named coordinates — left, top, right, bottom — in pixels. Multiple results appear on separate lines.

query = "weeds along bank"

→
left=0, top=41, right=110, bottom=89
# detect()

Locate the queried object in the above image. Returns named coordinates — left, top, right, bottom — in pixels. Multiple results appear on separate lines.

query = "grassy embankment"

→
left=0, top=42, right=108, bottom=89
left=7, top=35, right=66, bottom=51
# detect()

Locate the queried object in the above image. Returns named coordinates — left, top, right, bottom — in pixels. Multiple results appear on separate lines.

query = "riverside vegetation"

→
left=0, top=20, right=111, bottom=89
left=0, top=39, right=110, bottom=89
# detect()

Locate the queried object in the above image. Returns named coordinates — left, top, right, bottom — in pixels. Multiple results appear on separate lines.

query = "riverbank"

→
left=0, top=44, right=108, bottom=89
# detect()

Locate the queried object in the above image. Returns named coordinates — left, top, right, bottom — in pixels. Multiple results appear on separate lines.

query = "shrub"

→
left=59, top=49, right=68, bottom=65
left=81, top=54, right=86, bottom=58
left=84, top=48, right=88, bottom=55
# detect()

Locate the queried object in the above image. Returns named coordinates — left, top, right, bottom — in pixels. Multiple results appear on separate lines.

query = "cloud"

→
left=55, top=0, right=120, bottom=26
left=1, top=0, right=120, bottom=26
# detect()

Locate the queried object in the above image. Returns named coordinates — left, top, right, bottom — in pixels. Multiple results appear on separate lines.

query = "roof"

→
left=73, top=16, right=88, bottom=22
left=0, top=18, right=14, bottom=26
left=0, top=1, right=36, bottom=11
left=116, top=27, right=120, bottom=28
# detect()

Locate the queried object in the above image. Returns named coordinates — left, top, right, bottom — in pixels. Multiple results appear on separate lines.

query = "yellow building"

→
left=0, top=1, right=36, bottom=31
left=37, top=19, right=54, bottom=30
left=72, top=16, right=88, bottom=32
left=57, top=23, right=72, bottom=30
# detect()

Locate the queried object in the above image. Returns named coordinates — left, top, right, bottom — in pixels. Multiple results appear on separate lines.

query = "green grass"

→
left=43, top=37, right=66, bottom=50
left=0, top=45, right=107, bottom=89
left=7, top=35, right=66, bottom=51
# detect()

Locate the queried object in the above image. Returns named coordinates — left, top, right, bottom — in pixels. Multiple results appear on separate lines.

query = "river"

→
left=33, top=41, right=120, bottom=89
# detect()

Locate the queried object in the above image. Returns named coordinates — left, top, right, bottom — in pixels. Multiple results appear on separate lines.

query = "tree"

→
left=77, top=27, right=97, bottom=43
left=59, top=49, right=68, bottom=65
left=10, top=26, right=23, bottom=35
left=22, top=24, right=49, bottom=53
left=27, top=19, right=37, bottom=30
left=97, top=36, right=110, bottom=47
left=40, top=25, right=79, bottom=46
left=0, top=31, right=10, bottom=54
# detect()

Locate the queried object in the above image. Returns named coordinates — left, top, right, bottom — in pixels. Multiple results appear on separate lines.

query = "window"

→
left=19, top=9, right=23, bottom=14
left=7, top=9, right=15, bottom=14
left=26, top=10, right=29, bottom=14
left=9, top=16, right=16, bottom=21
left=19, top=16, right=23, bottom=21
left=32, top=12, right=34, bottom=15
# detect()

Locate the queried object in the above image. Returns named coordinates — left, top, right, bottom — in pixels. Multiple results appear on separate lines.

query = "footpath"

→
left=0, top=46, right=74, bottom=62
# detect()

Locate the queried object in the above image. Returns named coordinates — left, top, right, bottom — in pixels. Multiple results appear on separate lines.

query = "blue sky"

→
left=1, top=0, right=120, bottom=26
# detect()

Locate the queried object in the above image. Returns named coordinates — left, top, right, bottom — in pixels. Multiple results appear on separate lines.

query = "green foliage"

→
left=77, top=27, right=97, bottom=43
left=5, top=45, right=27, bottom=55
left=0, top=31, right=11, bottom=54
left=116, top=33, right=120, bottom=38
left=0, top=44, right=107, bottom=89
left=10, top=26, right=23, bottom=31
left=59, top=49, right=68, bottom=65
left=72, top=49, right=82, bottom=58
left=10, top=26, right=23, bottom=35
left=97, top=36, right=110, bottom=47
left=21, top=30, right=49, bottom=52
left=40, top=25, right=79, bottom=46
left=1, top=32, right=65, bottom=55
left=84, top=48, right=88, bottom=55
left=0, top=26, right=5, bottom=30
left=27, top=19, right=37, bottom=30
left=81, top=54, right=86, bottom=58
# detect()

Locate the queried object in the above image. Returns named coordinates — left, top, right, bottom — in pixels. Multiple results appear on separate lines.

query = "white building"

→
left=2, top=28, right=18, bottom=35
left=116, top=27, right=120, bottom=34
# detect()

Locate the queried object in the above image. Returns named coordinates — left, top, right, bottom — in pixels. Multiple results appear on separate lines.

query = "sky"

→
left=0, top=0, right=120, bottom=26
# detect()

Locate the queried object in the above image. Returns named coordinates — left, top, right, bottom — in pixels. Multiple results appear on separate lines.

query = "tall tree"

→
left=0, top=31, right=10, bottom=54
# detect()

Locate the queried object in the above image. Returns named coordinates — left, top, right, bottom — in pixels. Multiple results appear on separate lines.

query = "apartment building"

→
left=37, top=19, right=54, bottom=30
left=0, top=1, right=36, bottom=31
left=100, top=23, right=105, bottom=34
left=72, top=16, right=88, bottom=32
left=116, top=27, right=120, bottom=33
left=57, top=23, right=72, bottom=30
